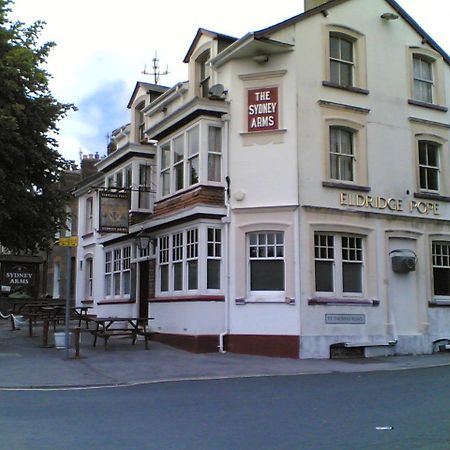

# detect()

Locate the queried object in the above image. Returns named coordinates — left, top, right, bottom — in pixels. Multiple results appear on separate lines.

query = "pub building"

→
left=74, top=0, right=450, bottom=358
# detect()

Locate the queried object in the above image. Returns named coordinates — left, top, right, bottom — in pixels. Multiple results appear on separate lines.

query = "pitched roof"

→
left=126, top=82, right=170, bottom=109
left=254, top=0, right=449, bottom=65
left=183, top=27, right=238, bottom=63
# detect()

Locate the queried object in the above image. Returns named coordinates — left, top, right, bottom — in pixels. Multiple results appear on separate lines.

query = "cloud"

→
left=55, top=79, right=130, bottom=164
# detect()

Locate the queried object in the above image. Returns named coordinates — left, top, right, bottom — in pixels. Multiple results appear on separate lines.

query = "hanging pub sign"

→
left=99, top=190, right=130, bottom=233
left=247, top=86, right=279, bottom=132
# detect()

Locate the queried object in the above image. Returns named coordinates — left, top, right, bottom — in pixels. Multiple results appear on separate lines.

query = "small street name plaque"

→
left=325, top=314, right=366, bottom=325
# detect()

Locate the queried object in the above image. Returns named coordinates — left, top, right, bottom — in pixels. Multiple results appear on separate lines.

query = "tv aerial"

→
left=142, top=52, right=169, bottom=85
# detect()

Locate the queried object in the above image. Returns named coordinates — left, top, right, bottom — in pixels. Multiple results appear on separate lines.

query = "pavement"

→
left=1, top=318, right=450, bottom=390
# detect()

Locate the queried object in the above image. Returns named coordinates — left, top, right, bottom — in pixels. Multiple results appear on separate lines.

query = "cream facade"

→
left=75, top=0, right=450, bottom=358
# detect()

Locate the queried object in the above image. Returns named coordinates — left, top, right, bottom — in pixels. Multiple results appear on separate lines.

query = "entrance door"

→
left=139, top=261, right=149, bottom=319
left=388, top=238, right=420, bottom=335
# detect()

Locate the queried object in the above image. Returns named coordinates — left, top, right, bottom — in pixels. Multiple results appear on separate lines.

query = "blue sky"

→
left=9, top=0, right=450, bottom=164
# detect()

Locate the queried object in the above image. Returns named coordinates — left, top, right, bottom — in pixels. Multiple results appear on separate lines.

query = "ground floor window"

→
left=104, top=245, right=131, bottom=299
left=432, top=241, right=450, bottom=296
left=85, top=258, right=93, bottom=299
left=248, top=231, right=285, bottom=292
left=158, top=225, right=222, bottom=295
left=314, top=233, right=364, bottom=296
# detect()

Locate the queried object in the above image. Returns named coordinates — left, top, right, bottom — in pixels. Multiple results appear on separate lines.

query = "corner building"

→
left=76, top=0, right=450, bottom=359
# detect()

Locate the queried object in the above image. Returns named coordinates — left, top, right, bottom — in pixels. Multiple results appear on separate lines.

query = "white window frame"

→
left=329, top=126, right=355, bottom=182
left=158, top=121, right=223, bottom=198
left=432, top=241, right=450, bottom=300
left=85, top=197, right=94, bottom=234
left=157, top=225, right=222, bottom=296
left=314, top=233, right=364, bottom=298
left=329, top=33, right=354, bottom=87
left=418, top=141, right=440, bottom=192
left=104, top=245, right=132, bottom=300
left=413, top=55, right=434, bottom=104
left=85, top=257, right=94, bottom=299
left=247, top=231, right=285, bottom=300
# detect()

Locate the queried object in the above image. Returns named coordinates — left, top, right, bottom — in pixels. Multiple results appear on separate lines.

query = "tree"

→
left=0, top=0, right=75, bottom=252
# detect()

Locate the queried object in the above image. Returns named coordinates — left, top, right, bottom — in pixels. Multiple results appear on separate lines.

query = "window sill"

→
left=97, top=298, right=134, bottom=305
left=408, top=99, right=448, bottom=112
left=429, top=300, right=450, bottom=307
left=82, top=232, right=94, bottom=239
left=322, top=181, right=371, bottom=192
left=150, top=295, right=225, bottom=303
left=309, top=297, right=379, bottom=306
left=81, top=299, right=94, bottom=305
left=414, top=192, right=450, bottom=202
left=236, top=296, right=295, bottom=305
left=322, top=81, right=369, bottom=95
left=239, top=128, right=287, bottom=137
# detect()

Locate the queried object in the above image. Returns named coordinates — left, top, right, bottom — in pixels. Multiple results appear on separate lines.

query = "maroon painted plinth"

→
left=152, top=333, right=300, bottom=358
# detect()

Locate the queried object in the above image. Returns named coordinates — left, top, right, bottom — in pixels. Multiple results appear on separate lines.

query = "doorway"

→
left=139, top=260, right=149, bottom=319
left=387, top=237, right=420, bottom=336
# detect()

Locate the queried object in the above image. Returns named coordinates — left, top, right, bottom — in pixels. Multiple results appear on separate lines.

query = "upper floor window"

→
left=85, top=197, right=93, bottom=234
left=314, top=233, right=364, bottom=296
left=138, top=164, right=152, bottom=209
left=413, top=55, right=434, bottom=104
left=418, top=141, right=440, bottom=192
left=136, top=101, right=146, bottom=142
left=208, top=126, right=222, bottom=182
left=248, top=232, right=284, bottom=292
left=330, top=126, right=355, bottom=182
left=158, top=122, right=222, bottom=197
left=197, top=50, right=211, bottom=98
left=329, top=34, right=354, bottom=87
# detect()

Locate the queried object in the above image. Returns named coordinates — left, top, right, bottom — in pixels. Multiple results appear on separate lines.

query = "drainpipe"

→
left=219, top=113, right=231, bottom=353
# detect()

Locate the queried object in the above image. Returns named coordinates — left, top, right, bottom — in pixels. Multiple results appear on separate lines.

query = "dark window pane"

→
left=173, top=263, right=183, bottom=291
left=433, top=268, right=450, bottom=295
left=188, top=261, right=198, bottom=290
left=250, top=260, right=284, bottom=291
left=343, top=262, right=362, bottom=293
left=340, top=63, right=353, bottom=86
left=160, top=266, right=168, bottom=292
left=315, top=261, right=333, bottom=292
left=207, top=260, right=221, bottom=289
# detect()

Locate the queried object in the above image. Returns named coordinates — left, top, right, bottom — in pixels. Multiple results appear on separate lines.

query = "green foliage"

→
left=0, top=0, right=76, bottom=252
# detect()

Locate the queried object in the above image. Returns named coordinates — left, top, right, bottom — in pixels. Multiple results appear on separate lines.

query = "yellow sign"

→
left=58, top=236, right=79, bottom=247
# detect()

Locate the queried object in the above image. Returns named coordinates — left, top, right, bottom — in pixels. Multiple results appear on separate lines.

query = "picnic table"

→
left=90, top=317, right=153, bottom=350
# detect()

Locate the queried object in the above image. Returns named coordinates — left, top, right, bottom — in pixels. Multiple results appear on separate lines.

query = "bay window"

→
left=158, top=122, right=223, bottom=197
left=157, top=226, right=222, bottom=295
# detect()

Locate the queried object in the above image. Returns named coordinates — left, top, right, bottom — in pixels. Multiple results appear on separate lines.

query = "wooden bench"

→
left=91, top=328, right=147, bottom=350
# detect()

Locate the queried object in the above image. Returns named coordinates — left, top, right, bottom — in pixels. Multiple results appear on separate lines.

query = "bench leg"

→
left=10, top=314, right=16, bottom=331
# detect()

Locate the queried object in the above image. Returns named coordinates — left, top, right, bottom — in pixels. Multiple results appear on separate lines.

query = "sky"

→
left=9, top=0, right=450, bottom=164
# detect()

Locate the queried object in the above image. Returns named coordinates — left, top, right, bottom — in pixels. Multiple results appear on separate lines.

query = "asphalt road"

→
left=1, top=366, right=449, bottom=450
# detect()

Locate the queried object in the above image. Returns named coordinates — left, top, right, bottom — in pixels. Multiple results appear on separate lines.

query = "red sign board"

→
left=247, top=87, right=279, bottom=132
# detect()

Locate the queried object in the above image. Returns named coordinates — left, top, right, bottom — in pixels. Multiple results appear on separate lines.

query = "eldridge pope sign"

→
left=99, top=191, right=129, bottom=233
left=247, top=87, right=279, bottom=132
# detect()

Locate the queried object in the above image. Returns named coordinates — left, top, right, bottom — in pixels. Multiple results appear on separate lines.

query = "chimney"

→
left=80, top=153, right=100, bottom=179
left=304, top=0, right=329, bottom=11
